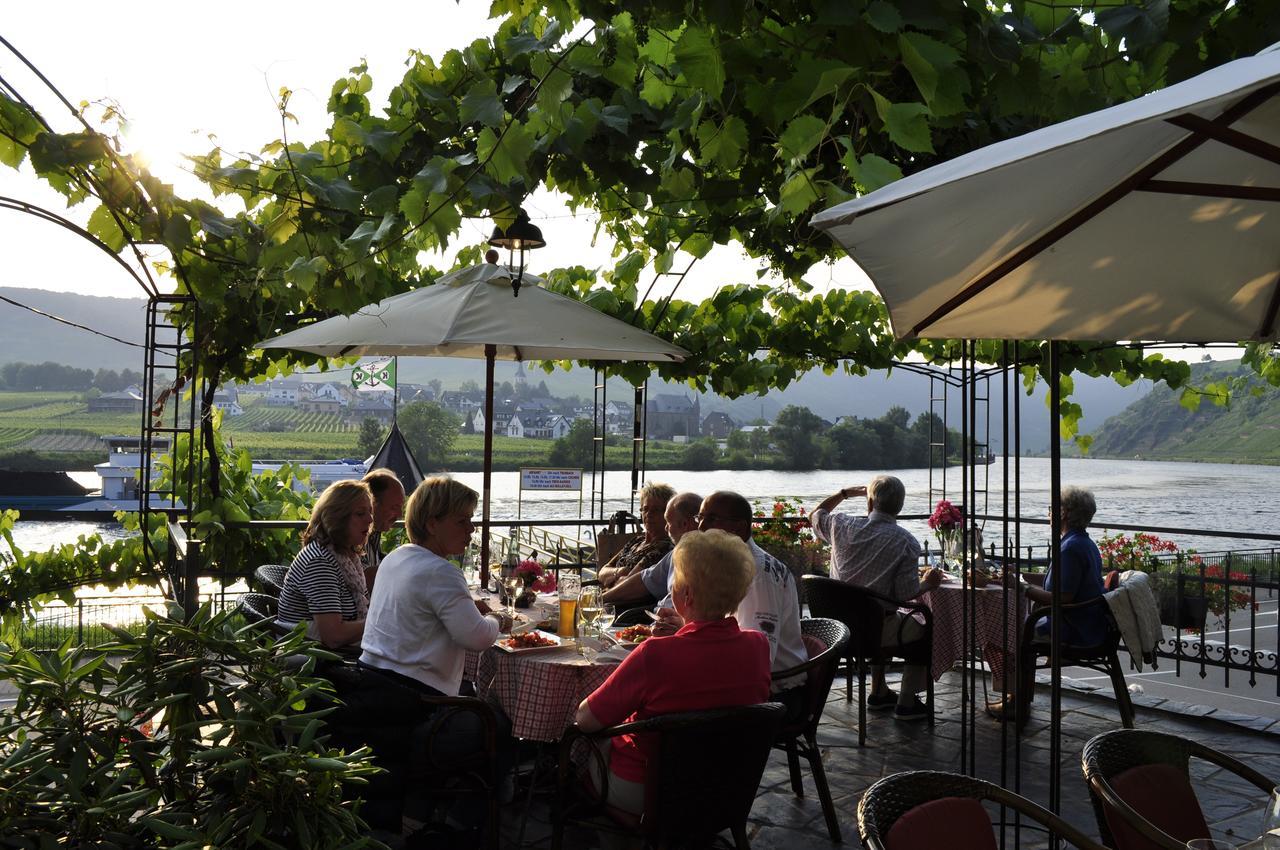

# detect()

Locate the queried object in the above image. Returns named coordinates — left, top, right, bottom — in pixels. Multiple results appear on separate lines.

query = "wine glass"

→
left=578, top=585, right=602, bottom=657
left=601, top=603, right=617, bottom=632
left=1186, top=840, right=1237, bottom=850
left=1261, top=786, right=1280, bottom=849
left=502, top=574, right=523, bottom=619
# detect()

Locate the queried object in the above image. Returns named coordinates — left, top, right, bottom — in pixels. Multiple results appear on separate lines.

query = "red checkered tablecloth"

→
left=463, top=589, right=620, bottom=743
left=464, top=645, right=619, bottom=742
left=919, top=582, right=1025, bottom=681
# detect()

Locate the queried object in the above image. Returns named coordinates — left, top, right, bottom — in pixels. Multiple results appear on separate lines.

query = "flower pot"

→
left=1155, top=577, right=1208, bottom=630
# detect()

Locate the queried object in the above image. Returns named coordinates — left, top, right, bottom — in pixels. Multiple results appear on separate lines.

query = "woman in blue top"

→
left=992, top=486, right=1106, bottom=720
left=1028, top=486, right=1107, bottom=647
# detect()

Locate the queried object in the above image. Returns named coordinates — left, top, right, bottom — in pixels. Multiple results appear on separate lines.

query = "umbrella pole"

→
left=480, top=344, right=496, bottom=589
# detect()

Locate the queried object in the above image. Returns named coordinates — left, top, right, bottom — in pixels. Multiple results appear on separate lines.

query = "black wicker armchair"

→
left=253, top=563, right=289, bottom=596
left=1082, top=728, right=1277, bottom=850
left=770, top=617, right=851, bottom=842
left=802, top=575, right=933, bottom=745
left=858, top=770, right=1110, bottom=850
left=1008, top=596, right=1134, bottom=730
left=553, top=703, right=786, bottom=850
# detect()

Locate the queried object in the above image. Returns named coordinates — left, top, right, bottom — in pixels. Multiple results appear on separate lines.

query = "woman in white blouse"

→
left=360, top=476, right=512, bottom=694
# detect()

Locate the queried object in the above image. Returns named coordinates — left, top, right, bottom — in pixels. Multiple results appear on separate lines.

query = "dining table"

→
left=464, top=590, right=626, bottom=743
left=917, top=572, right=1026, bottom=684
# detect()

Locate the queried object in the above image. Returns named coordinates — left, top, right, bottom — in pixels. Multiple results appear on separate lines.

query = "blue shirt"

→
left=1041, top=529, right=1107, bottom=647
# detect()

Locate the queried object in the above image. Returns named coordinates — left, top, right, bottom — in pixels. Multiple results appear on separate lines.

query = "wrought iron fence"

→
left=12, top=593, right=246, bottom=650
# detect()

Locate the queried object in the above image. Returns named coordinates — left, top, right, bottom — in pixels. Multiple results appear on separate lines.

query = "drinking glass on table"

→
left=601, top=603, right=617, bottom=631
left=502, top=573, right=523, bottom=619
left=1186, top=840, right=1237, bottom=850
left=557, top=572, right=581, bottom=639
left=578, top=585, right=602, bottom=658
left=1261, top=786, right=1280, bottom=849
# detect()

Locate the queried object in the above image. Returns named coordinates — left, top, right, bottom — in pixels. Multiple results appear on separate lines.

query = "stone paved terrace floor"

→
left=500, top=671, right=1280, bottom=850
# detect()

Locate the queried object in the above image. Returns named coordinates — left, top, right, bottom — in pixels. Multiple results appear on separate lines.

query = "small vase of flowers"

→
left=927, top=499, right=964, bottom=568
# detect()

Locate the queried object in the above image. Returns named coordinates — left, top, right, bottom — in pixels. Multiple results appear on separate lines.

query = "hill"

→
left=1088, top=360, right=1280, bottom=464
left=0, top=287, right=147, bottom=372
left=1, top=287, right=1150, bottom=450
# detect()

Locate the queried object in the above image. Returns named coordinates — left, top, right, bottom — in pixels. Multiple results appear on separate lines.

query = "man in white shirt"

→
left=654, top=491, right=808, bottom=687
left=812, top=475, right=941, bottom=721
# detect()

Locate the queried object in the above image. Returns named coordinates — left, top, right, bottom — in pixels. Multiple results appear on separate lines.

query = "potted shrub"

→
left=752, top=497, right=829, bottom=584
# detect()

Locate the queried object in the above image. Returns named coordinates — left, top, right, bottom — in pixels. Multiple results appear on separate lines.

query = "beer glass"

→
left=557, top=572, right=580, bottom=638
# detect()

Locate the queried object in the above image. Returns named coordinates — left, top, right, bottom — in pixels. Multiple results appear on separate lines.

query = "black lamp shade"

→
left=488, top=210, right=546, bottom=251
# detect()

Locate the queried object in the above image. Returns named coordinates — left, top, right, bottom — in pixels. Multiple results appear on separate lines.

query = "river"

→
left=10, top=458, right=1279, bottom=557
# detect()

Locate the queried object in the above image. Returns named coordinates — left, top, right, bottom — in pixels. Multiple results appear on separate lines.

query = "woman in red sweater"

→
left=575, top=529, right=772, bottom=819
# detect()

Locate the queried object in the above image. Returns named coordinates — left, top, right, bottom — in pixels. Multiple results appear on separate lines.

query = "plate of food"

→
left=497, top=629, right=574, bottom=653
left=609, top=624, right=654, bottom=647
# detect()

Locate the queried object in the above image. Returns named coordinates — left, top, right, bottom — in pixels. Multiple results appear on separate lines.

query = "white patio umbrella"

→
left=813, top=46, right=1280, bottom=811
left=257, top=262, right=688, bottom=583
left=811, top=43, right=1280, bottom=344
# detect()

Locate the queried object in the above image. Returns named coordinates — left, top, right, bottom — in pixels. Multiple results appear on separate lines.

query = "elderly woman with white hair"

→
left=1023, top=486, right=1108, bottom=645
left=992, top=486, right=1107, bottom=718
left=574, top=529, right=771, bottom=819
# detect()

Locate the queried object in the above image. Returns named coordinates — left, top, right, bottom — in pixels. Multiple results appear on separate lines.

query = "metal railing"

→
left=12, top=592, right=245, bottom=650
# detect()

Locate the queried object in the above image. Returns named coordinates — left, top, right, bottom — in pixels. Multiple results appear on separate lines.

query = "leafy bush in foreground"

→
left=0, top=603, right=384, bottom=848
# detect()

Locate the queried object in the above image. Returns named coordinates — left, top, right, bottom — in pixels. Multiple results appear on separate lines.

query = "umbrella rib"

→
left=1164, top=110, right=1280, bottom=167
left=908, top=82, right=1280, bottom=339
left=1260, top=271, right=1280, bottom=340
left=1138, top=180, right=1280, bottom=202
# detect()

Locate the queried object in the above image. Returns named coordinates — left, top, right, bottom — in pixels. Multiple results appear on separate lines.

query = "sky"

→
left=0, top=4, right=1241, bottom=364
left=0, top=1, right=870, bottom=308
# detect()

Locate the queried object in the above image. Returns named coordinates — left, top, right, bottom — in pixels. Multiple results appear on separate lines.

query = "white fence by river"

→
left=9, top=457, right=1280, bottom=556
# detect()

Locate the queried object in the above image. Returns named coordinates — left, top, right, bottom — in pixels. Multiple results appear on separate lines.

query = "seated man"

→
left=653, top=492, right=808, bottom=698
left=361, top=467, right=406, bottom=588
left=601, top=491, right=701, bottom=609
left=811, top=475, right=941, bottom=721
left=575, top=529, right=771, bottom=820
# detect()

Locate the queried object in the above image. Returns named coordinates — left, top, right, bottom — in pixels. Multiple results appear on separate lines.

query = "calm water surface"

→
left=10, top=458, right=1278, bottom=557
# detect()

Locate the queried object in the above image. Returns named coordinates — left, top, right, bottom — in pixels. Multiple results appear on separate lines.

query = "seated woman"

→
left=360, top=475, right=512, bottom=695
left=993, top=485, right=1107, bottom=716
left=596, top=482, right=675, bottom=590
left=353, top=476, right=515, bottom=838
left=277, top=479, right=374, bottom=649
left=1029, top=485, right=1107, bottom=646
left=574, top=529, right=771, bottom=819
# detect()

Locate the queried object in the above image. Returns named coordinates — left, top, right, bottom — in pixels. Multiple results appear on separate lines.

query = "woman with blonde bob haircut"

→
left=361, top=476, right=513, bottom=696
left=574, top=529, right=771, bottom=820
left=277, top=479, right=374, bottom=648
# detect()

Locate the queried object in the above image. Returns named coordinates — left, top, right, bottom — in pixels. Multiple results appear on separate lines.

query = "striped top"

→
left=277, top=541, right=363, bottom=632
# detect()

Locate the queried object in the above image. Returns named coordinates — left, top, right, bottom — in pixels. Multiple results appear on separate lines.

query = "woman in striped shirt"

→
left=277, top=479, right=374, bottom=648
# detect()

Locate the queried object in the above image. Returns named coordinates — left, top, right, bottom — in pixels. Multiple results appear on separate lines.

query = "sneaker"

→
left=866, top=690, right=898, bottom=712
left=893, top=697, right=930, bottom=722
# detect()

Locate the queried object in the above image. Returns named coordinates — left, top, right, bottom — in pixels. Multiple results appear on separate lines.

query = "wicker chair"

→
left=802, top=576, right=933, bottom=745
left=1009, top=596, right=1134, bottom=730
left=858, top=770, right=1110, bottom=850
left=235, top=592, right=296, bottom=640
left=552, top=703, right=786, bottom=850
left=253, top=563, right=289, bottom=596
left=771, top=617, right=851, bottom=842
left=1082, top=728, right=1278, bottom=850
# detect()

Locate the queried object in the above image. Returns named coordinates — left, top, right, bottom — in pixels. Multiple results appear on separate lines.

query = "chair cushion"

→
left=1103, top=763, right=1210, bottom=850
left=885, top=797, right=997, bottom=850
left=802, top=634, right=827, bottom=660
